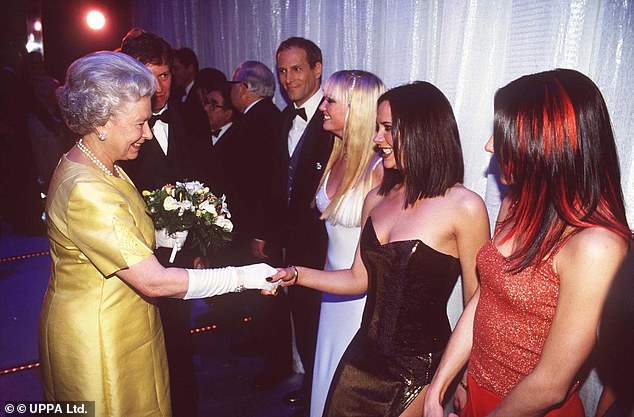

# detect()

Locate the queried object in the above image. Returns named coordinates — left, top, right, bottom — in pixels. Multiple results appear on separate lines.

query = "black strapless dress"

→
left=323, top=217, right=461, bottom=416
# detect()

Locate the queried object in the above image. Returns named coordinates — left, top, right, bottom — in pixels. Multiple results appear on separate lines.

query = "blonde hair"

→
left=318, top=70, right=385, bottom=226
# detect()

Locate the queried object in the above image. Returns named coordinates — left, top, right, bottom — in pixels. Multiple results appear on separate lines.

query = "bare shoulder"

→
left=563, top=227, right=629, bottom=262
left=558, top=227, right=629, bottom=279
left=445, top=184, right=487, bottom=218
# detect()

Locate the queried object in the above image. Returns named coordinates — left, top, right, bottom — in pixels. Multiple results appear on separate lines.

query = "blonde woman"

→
left=310, top=70, right=385, bottom=417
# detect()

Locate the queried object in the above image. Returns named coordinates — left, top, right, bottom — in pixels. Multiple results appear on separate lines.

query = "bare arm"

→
left=424, top=287, right=480, bottom=417
left=117, top=256, right=278, bottom=299
left=449, top=188, right=491, bottom=413
left=117, top=255, right=189, bottom=298
left=454, top=190, right=490, bottom=305
left=425, top=193, right=499, bottom=416
left=487, top=228, right=628, bottom=417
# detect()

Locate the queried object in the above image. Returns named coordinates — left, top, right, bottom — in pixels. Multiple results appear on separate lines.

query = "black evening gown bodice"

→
left=323, top=217, right=461, bottom=416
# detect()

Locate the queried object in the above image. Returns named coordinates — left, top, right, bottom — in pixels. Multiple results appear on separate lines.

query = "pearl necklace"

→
left=76, top=139, right=122, bottom=178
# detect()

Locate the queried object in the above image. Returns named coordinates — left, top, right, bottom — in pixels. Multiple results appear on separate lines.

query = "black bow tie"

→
left=292, top=107, right=307, bottom=121
left=149, top=111, right=170, bottom=128
left=211, top=129, right=222, bottom=138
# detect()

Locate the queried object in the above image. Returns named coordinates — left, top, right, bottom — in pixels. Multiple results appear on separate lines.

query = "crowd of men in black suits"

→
left=115, top=29, right=331, bottom=417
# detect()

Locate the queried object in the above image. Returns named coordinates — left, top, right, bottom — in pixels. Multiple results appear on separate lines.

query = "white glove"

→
left=184, top=263, right=280, bottom=300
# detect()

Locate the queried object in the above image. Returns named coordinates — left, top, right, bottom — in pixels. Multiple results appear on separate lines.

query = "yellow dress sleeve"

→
left=66, top=179, right=154, bottom=277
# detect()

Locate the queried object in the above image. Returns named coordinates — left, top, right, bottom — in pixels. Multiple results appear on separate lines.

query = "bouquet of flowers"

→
left=142, top=180, right=233, bottom=262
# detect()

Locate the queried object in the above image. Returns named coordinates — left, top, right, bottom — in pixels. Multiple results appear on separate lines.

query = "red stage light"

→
left=86, top=10, right=106, bottom=30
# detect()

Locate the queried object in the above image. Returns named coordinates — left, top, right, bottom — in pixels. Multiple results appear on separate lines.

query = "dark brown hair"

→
left=378, top=82, right=464, bottom=207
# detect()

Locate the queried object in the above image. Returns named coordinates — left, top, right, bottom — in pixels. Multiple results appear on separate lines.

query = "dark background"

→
left=3, top=0, right=133, bottom=82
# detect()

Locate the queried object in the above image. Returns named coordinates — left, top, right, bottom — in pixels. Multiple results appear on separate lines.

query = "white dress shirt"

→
left=152, top=105, right=169, bottom=155
left=212, top=122, right=233, bottom=146
left=288, top=90, right=323, bottom=156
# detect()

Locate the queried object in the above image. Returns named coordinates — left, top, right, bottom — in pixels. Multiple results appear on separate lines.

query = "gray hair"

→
left=56, top=51, right=156, bottom=135
left=232, top=60, right=275, bottom=98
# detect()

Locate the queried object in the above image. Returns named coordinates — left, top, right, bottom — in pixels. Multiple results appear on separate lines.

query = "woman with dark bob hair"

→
left=270, top=81, right=490, bottom=416
left=40, top=51, right=277, bottom=416
left=424, top=69, right=632, bottom=417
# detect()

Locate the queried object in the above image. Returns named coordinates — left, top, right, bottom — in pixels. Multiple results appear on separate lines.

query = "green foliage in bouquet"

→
left=142, top=181, right=233, bottom=257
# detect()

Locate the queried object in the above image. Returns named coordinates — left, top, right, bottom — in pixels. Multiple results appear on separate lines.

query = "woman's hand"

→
left=267, top=267, right=297, bottom=285
left=261, top=267, right=298, bottom=296
left=423, top=395, right=449, bottom=417
left=453, top=373, right=468, bottom=414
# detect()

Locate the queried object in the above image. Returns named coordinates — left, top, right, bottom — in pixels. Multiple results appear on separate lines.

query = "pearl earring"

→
left=98, top=132, right=107, bottom=141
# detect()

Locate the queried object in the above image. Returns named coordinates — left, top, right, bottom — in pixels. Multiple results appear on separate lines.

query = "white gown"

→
left=310, top=163, right=377, bottom=417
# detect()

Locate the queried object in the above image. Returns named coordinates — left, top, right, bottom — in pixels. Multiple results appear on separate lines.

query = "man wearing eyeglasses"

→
left=198, top=82, right=241, bottom=206
left=202, top=84, right=235, bottom=146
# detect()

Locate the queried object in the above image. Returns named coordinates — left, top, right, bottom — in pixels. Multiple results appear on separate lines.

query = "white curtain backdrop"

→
left=132, top=1, right=633, bottom=414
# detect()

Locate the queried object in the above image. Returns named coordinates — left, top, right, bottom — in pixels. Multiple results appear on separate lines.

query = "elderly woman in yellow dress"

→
left=39, top=51, right=277, bottom=416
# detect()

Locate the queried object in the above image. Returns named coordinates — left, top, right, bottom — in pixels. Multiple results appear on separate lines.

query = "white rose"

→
left=164, top=196, right=193, bottom=214
left=199, top=200, right=217, bottom=216
left=163, top=196, right=178, bottom=211
left=214, top=216, right=233, bottom=232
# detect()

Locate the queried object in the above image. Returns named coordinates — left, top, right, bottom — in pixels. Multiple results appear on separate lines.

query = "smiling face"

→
left=374, top=100, right=395, bottom=169
left=318, top=89, right=347, bottom=138
left=276, top=46, right=322, bottom=107
left=101, top=97, right=153, bottom=161
left=146, top=63, right=172, bottom=113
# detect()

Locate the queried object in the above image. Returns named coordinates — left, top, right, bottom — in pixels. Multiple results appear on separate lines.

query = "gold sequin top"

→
left=468, top=235, right=572, bottom=397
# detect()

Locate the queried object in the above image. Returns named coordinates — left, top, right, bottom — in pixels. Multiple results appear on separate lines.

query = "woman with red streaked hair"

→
left=424, top=69, right=632, bottom=417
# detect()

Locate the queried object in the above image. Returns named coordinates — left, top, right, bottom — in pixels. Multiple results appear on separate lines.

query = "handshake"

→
left=183, top=263, right=298, bottom=300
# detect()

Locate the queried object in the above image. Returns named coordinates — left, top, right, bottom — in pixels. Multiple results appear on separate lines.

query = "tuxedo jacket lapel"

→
left=287, top=106, right=329, bottom=203
left=213, top=123, right=235, bottom=148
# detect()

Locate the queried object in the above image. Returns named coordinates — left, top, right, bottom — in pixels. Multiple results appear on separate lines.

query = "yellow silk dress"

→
left=39, top=155, right=171, bottom=416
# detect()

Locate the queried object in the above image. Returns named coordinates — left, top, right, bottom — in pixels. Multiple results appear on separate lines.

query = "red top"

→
left=468, top=235, right=573, bottom=397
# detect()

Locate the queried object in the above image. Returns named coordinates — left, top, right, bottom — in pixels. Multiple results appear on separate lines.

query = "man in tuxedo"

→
left=193, top=80, right=247, bottom=326
left=252, top=37, right=333, bottom=415
left=228, top=60, right=285, bottom=262
left=201, top=82, right=238, bottom=194
left=171, top=47, right=211, bottom=147
left=227, top=60, right=294, bottom=386
left=119, top=28, right=199, bottom=417
left=172, top=47, right=198, bottom=105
